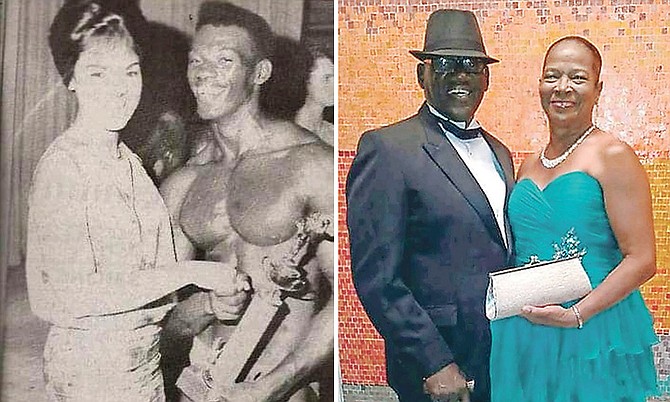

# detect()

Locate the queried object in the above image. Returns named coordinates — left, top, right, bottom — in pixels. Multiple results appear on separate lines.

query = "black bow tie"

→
left=435, top=117, right=482, bottom=140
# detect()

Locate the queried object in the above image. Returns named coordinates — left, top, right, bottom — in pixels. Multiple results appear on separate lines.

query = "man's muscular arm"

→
left=262, top=217, right=334, bottom=399
left=160, top=168, right=198, bottom=261
left=160, top=168, right=248, bottom=336
left=219, top=144, right=334, bottom=402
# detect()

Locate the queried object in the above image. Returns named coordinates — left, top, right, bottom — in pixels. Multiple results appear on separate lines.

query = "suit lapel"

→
left=482, top=131, right=516, bottom=255
left=418, top=106, right=506, bottom=249
left=483, top=133, right=515, bottom=193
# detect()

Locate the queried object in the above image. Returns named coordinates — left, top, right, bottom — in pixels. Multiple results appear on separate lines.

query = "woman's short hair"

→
left=260, top=38, right=333, bottom=121
left=48, top=0, right=141, bottom=86
left=545, top=35, right=602, bottom=79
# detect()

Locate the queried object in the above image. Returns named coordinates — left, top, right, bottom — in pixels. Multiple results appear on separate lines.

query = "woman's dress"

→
left=26, top=129, right=177, bottom=401
left=490, top=171, right=659, bottom=402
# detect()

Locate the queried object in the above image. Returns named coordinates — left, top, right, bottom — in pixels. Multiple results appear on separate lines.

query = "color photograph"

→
left=338, top=1, right=670, bottom=401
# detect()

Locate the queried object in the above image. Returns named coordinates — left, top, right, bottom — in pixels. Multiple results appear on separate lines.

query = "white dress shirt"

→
left=428, top=104, right=508, bottom=247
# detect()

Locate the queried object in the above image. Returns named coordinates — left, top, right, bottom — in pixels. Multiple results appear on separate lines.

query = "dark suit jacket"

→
left=345, top=104, right=515, bottom=402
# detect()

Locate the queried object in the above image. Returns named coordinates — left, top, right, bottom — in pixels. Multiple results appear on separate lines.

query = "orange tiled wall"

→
left=338, top=0, right=670, bottom=386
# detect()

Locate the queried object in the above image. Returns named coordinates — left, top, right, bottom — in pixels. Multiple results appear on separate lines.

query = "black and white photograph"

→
left=0, top=1, right=335, bottom=401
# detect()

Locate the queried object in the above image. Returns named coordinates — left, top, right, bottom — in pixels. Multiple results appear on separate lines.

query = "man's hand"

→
left=209, top=271, right=251, bottom=321
left=423, top=363, right=471, bottom=402
left=520, top=305, right=578, bottom=328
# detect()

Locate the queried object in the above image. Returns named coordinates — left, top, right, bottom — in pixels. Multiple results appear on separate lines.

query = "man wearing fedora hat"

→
left=346, top=9, right=514, bottom=402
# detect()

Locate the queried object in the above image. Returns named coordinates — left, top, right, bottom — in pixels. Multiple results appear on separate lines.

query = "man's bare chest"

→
left=180, top=154, right=305, bottom=249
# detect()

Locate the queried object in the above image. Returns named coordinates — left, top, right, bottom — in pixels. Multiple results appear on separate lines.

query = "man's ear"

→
left=417, top=63, right=425, bottom=89
left=483, top=66, right=490, bottom=92
left=253, top=59, right=272, bottom=86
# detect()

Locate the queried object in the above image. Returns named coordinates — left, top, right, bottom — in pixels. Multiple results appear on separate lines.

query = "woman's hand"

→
left=520, top=305, right=579, bottom=328
left=175, top=261, right=252, bottom=320
left=209, top=271, right=251, bottom=321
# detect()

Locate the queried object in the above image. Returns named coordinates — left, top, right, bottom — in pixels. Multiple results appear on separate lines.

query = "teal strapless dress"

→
left=490, top=171, right=659, bottom=402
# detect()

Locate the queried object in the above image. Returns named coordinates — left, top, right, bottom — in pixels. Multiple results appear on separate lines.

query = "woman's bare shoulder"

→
left=591, top=130, right=638, bottom=166
left=588, top=129, right=645, bottom=186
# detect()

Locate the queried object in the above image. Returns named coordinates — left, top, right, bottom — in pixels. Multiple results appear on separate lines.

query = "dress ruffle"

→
left=491, top=173, right=659, bottom=402
left=491, top=291, right=658, bottom=401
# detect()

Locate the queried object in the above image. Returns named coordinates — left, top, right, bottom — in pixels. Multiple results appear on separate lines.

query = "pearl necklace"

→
left=540, top=125, right=596, bottom=169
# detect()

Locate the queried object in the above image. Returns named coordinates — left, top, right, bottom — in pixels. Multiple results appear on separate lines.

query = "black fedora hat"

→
left=410, top=9, right=499, bottom=64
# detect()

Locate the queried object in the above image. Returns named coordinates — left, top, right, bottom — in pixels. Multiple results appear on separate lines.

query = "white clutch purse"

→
left=485, top=255, right=593, bottom=321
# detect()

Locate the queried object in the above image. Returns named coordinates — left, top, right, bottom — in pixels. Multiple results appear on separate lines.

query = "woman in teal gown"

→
left=490, top=36, right=659, bottom=401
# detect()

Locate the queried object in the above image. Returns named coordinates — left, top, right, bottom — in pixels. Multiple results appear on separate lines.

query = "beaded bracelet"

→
left=571, top=304, right=584, bottom=329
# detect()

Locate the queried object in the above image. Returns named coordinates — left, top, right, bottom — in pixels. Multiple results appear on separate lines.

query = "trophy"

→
left=177, top=212, right=332, bottom=402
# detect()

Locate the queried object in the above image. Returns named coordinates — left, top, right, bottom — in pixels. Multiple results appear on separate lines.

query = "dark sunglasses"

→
left=424, top=57, right=488, bottom=75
